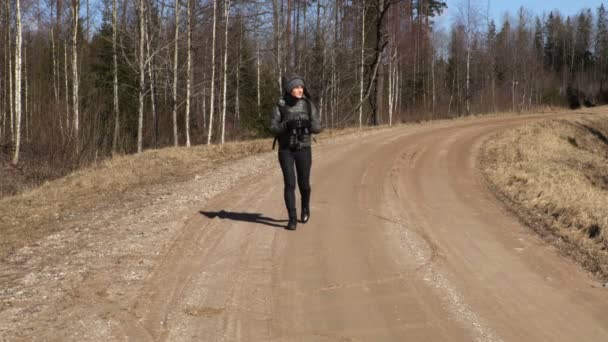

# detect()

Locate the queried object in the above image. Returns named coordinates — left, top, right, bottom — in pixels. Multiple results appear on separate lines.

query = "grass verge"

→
left=480, top=113, right=608, bottom=280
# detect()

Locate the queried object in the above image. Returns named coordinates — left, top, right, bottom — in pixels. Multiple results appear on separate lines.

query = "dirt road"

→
left=3, top=113, right=608, bottom=341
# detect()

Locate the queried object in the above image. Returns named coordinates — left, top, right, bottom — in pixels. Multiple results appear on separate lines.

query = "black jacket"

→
left=270, top=94, right=323, bottom=150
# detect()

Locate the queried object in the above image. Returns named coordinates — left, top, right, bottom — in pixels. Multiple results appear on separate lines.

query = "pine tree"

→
left=596, top=4, right=608, bottom=95
left=544, top=12, right=555, bottom=70
left=487, top=19, right=497, bottom=111
left=574, top=10, right=592, bottom=73
left=534, top=17, right=543, bottom=62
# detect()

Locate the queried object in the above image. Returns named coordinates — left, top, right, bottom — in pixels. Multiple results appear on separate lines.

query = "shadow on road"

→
left=199, top=210, right=287, bottom=228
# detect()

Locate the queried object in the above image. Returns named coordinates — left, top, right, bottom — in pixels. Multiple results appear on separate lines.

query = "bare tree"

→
left=220, top=0, right=231, bottom=144
left=137, top=0, right=145, bottom=153
left=12, top=0, right=22, bottom=164
left=458, top=0, right=481, bottom=115
left=145, top=5, right=159, bottom=148
left=272, top=0, right=281, bottom=92
left=172, top=0, right=179, bottom=147
left=359, top=0, right=366, bottom=128
left=64, top=38, right=70, bottom=132
left=50, top=2, right=59, bottom=103
left=185, top=0, right=192, bottom=147
left=112, top=0, right=120, bottom=152
left=7, top=0, right=14, bottom=142
left=71, top=0, right=80, bottom=135
left=23, top=42, right=28, bottom=142
left=371, top=0, right=392, bottom=125
left=206, top=0, right=217, bottom=145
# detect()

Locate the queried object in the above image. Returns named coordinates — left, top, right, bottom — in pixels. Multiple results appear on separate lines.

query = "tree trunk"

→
left=1, top=46, right=5, bottom=141
left=235, top=17, right=242, bottom=125
left=491, top=67, right=496, bottom=112
left=295, top=1, right=300, bottom=69
left=431, top=49, right=436, bottom=114
left=86, top=0, right=90, bottom=40
left=137, top=0, right=145, bottom=153
left=303, top=0, right=307, bottom=74
left=206, top=0, right=217, bottom=144
left=256, top=33, right=261, bottom=116
left=286, top=0, right=292, bottom=70
left=359, top=0, right=366, bottom=128
left=372, top=0, right=390, bottom=126
left=512, top=75, right=516, bottom=112
left=466, top=46, right=470, bottom=115
left=331, top=0, right=339, bottom=127
left=12, top=0, right=22, bottom=164
left=220, top=0, right=231, bottom=145
left=388, top=53, right=393, bottom=126
left=396, top=61, right=402, bottom=120
left=272, top=0, right=281, bottom=92
left=112, top=0, right=120, bottom=153
left=7, top=0, right=14, bottom=142
left=145, top=8, right=158, bottom=148
left=24, top=43, right=28, bottom=143
left=51, top=27, right=59, bottom=103
left=71, top=0, right=80, bottom=136
left=172, top=0, right=179, bottom=146
left=202, top=72, right=207, bottom=129
left=185, top=0, right=192, bottom=147
left=64, top=39, right=70, bottom=132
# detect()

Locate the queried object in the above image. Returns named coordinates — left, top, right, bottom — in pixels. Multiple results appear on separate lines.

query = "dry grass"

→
left=0, top=139, right=275, bottom=258
left=480, top=111, right=608, bottom=279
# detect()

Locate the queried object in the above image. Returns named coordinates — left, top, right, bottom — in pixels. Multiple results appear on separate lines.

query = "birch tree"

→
left=359, top=0, right=366, bottom=128
left=272, top=0, right=281, bottom=92
left=137, top=0, right=145, bottom=152
left=185, top=0, right=192, bottom=147
left=144, top=5, right=158, bottom=148
left=64, top=39, right=70, bottom=131
left=7, top=0, right=14, bottom=142
left=71, top=0, right=80, bottom=135
left=12, top=0, right=22, bottom=164
left=206, top=0, right=217, bottom=145
left=220, top=0, right=231, bottom=144
left=172, top=0, right=179, bottom=146
left=112, top=0, right=120, bottom=152
left=50, top=2, right=59, bottom=103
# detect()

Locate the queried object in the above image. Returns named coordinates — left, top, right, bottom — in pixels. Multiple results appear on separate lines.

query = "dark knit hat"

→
left=282, top=75, right=305, bottom=94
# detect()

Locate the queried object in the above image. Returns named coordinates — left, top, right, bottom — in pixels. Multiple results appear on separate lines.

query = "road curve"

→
left=132, top=114, right=608, bottom=341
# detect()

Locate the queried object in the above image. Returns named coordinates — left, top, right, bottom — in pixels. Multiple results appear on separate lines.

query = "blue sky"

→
left=437, top=0, right=606, bottom=28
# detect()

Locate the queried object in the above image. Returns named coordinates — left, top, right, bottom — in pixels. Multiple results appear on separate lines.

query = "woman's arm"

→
left=269, top=105, right=286, bottom=135
left=308, top=101, right=324, bottom=134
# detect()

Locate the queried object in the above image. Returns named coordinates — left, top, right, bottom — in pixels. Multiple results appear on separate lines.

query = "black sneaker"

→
left=301, top=207, right=310, bottom=223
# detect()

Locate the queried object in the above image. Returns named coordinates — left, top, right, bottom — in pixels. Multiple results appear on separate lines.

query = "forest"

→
left=1, top=0, right=607, bottom=172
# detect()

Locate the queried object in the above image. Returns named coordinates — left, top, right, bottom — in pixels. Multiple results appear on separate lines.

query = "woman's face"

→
left=290, top=86, right=304, bottom=99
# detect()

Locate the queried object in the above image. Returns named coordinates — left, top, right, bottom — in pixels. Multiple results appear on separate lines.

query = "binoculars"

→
left=288, top=119, right=311, bottom=149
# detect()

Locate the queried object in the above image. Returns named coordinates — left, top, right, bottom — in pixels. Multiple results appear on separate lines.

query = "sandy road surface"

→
left=3, top=113, right=608, bottom=341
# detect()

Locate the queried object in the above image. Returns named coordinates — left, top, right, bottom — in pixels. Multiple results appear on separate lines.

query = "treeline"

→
left=0, top=0, right=607, bottom=168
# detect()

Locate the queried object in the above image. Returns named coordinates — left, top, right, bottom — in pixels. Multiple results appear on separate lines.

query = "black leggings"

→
left=278, top=147, right=312, bottom=218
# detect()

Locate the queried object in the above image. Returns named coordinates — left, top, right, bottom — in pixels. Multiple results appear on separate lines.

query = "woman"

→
left=270, top=75, right=323, bottom=230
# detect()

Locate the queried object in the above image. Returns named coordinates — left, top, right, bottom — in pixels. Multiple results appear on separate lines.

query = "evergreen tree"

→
left=597, top=4, right=608, bottom=94
left=574, top=10, right=593, bottom=73
left=544, top=12, right=555, bottom=70
left=534, top=17, right=544, bottom=62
